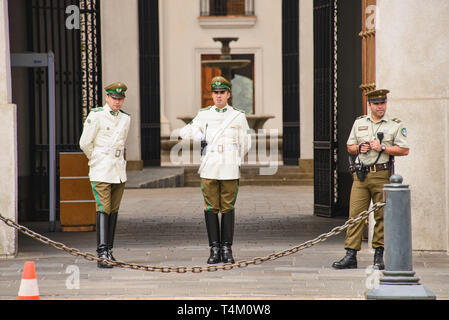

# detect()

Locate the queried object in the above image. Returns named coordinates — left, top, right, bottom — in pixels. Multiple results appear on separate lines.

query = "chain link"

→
left=0, top=202, right=385, bottom=273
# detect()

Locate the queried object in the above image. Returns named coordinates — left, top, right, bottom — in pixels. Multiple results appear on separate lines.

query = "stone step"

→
left=183, top=179, right=314, bottom=187
left=125, top=167, right=185, bottom=189
left=126, top=165, right=314, bottom=189
left=184, top=165, right=312, bottom=174
left=183, top=165, right=314, bottom=187
left=184, top=173, right=313, bottom=182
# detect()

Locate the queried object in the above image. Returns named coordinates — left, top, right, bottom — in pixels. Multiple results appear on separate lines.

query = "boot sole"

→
left=373, top=265, right=385, bottom=270
left=97, top=263, right=113, bottom=269
left=207, top=259, right=222, bottom=264
left=97, top=257, right=113, bottom=268
left=332, top=264, right=357, bottom=270
left=222, top=258, right=235, bottom=264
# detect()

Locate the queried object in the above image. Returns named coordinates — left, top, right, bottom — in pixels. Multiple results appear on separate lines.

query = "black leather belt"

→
left=349, top=162, right=390, bottom=173
left=367, top=162, right=390, bottom=172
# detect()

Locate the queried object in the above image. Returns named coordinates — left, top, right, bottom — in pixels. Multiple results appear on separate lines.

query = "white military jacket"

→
left=180, top=105, right=251, bottom=180
left=79, top=103, right=131, bottom=183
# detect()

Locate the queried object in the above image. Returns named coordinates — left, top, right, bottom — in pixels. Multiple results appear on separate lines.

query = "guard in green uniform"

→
left=332, top=89, right=410, bottom=270
left=80, top=82, right=131, bottom=268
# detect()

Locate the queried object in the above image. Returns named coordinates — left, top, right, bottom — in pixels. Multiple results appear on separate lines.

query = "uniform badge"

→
left=401, top=128, right=407, bottom=137
left=116, top=87, right=122, bottom=93
left=358, top=126, right=368, bottom=131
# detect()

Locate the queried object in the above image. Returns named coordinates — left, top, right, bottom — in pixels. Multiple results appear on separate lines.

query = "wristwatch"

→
left=381, top=145, right=386, bottom=152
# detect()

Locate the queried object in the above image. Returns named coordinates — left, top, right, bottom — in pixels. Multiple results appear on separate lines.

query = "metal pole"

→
left=366, top=175, right=436, bottom=300
left=48, top=52, right=56, bottom=232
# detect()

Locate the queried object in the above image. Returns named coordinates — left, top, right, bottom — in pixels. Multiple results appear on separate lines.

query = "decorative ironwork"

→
left=80, top=0, right=102, bottom=119
left=313, top=0, right=338, bottom=217
left=358, top=29, right=376, bottom=38
left=28, top=0, right=102, bottom=220
left=138, top=0, right=161, bottom=166
left=201, top=0, right=255, bottom=16
left=282, top=0, right=300, bottom=166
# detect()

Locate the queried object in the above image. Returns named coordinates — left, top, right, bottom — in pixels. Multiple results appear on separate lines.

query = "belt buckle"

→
left=371, top=165, right=377, bottom=172
left=115, top=150, right=121, bottom=157
left=218, top=144, right=223, bottom=153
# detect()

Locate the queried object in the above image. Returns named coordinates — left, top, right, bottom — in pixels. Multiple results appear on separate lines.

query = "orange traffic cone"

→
left=18, top=261, right=40, bottom=300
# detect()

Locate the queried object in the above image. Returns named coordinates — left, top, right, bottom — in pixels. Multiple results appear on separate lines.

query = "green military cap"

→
left=105, top=82, right=127, bottom=98
left=365, top=89, right=390, bottom=103
left=211, top=76, right=231, bottom=92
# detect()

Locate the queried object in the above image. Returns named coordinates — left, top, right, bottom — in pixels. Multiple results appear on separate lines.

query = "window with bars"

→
left=200, top=0, right=255, bottom=16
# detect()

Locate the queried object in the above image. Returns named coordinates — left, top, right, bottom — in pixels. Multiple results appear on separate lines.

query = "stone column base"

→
left=366, top=284, right=436, bottom=300
left=0, top=103, right=18, bottom=258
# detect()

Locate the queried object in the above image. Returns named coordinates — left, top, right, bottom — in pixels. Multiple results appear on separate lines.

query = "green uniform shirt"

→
left=347, top=113, right=409, bottom=165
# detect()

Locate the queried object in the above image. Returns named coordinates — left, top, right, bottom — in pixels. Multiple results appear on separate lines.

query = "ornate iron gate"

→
left=28, top=0, right=102, bottom=220
left=282, top=0, right=300, bottom=166
left=138, top=0, right=161, bottom=167
left=313, top=0, right=338, bottom=217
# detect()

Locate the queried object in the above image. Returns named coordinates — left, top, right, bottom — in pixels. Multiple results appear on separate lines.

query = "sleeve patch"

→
left=401, top=128, right=407, bottom=137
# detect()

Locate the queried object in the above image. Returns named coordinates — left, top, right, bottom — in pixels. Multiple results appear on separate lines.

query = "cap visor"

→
left=107, top=93, right=125, bottom=99
left=369, top=98, right=386, bottom=103
left=212, top=87, right=229, bottom=92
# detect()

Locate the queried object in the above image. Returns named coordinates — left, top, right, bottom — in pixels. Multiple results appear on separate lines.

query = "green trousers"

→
left=91, top=181, right=126, bottom=214
left=201, top=178, right=239, bottom=214
left=344, top=170, right=389, bottom=251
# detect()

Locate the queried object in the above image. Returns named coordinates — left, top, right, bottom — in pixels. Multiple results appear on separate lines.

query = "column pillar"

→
left=0, top=0, right=18, bottom=258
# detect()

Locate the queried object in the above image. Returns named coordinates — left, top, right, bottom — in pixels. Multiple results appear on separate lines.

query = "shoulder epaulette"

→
left=233, top=107, right=246, bottom=114
left=199, top=106, right=212, bottom=112
left=119, top=109, right=130, bottom=116
left=91, top=107, right=103, bottom=112
left=392, top=118, right=401, bottom=123
left=356, top=115, right=367, bottom=120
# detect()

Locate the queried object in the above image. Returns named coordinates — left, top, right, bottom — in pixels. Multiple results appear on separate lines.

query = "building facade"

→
left=0, top=0, right=448, bottom=257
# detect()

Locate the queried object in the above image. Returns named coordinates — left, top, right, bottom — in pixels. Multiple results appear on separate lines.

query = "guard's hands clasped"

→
left=369, top=140, right=382, bottom=152
left=359, top=142, right=371, bottom=154
left=359, top=140, right=382, bottom=154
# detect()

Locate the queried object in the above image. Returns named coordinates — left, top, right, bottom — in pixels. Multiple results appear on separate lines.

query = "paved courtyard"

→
left=1, top=185, right=448, bottom=300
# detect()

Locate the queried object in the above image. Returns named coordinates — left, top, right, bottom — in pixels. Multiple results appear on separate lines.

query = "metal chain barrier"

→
left=0, top=202, right=385, bottom=273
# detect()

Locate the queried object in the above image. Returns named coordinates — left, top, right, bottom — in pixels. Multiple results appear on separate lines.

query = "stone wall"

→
left=0, top=0, right=17, bottom=258
left=377, top=0, right=449, bottom=251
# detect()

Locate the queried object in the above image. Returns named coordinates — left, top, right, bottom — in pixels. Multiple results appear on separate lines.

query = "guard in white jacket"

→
left=180, top=76, right=251, bottom=264
left=79, top=82, right=131, bottom=268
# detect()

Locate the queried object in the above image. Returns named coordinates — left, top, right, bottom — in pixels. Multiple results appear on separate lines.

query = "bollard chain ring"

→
left=0, top=202, right=385, bottom=273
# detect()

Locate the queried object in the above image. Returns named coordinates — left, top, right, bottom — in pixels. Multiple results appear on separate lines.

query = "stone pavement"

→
left=1, top=185, right=448, bottom=300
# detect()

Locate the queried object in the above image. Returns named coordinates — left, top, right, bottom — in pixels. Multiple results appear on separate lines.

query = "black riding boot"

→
left=204, top=210, right=221, bottom=264
left=107, top=212, right=118, bottom=261
left=373, top=247, right=385, bottom=270
left=221, top=210, right=235, bottom=264
left=96, top=212, right=113, bottom=268
left=332, top=249, right=358, bottom=269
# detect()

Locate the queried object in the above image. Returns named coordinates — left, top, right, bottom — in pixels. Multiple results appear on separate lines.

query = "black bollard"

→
left=366, top=175, right=436, bottom=300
